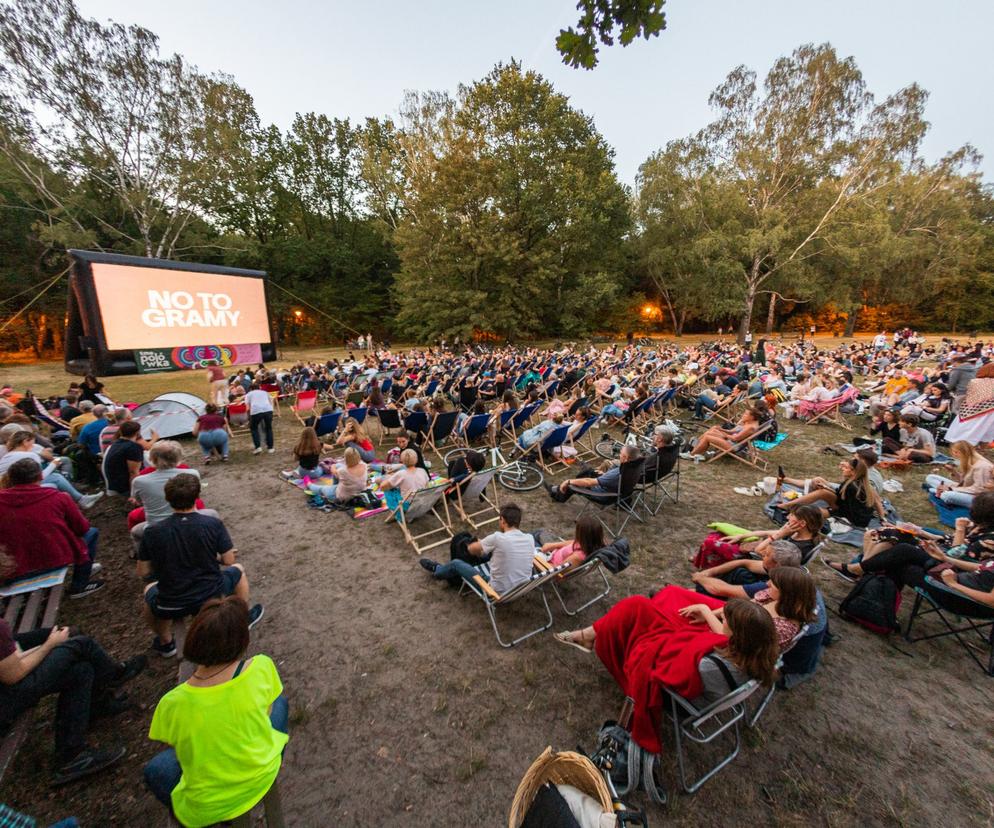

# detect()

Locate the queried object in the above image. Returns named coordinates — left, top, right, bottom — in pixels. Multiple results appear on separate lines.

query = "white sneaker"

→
left=266, top=448, right=275, bottom=454
left=78, top=492, right=104, bottom=510
left=253, top=448, right=263, bottom=455
left=89, top=562, right=103, bottom=575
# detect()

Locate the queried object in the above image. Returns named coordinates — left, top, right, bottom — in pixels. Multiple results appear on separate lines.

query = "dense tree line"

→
left=0, top=0, right=991, bottom=355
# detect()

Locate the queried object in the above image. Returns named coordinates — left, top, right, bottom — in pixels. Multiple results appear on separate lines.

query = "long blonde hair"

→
left=951, top=440, right=981, bottom=478
left=343, top=417, right=369, bottom=443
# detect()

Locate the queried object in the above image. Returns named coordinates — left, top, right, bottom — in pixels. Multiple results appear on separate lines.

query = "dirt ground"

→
left=2, top=342, right=994, bottom=827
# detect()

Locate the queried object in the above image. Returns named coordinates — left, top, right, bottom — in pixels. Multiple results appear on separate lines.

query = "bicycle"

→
left=443, top=445, right=545, bottom=492
left=594, top=419, right=685, bottom=461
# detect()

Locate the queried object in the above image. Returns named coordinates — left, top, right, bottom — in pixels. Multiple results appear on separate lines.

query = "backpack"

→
left=839, top=573, right=902, bottom=635
left=591, top=721, right=665, bottom=807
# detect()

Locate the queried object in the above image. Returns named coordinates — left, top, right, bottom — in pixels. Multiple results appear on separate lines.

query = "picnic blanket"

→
left=763, top=484, right=900, bottom=548
left=835, top=444, right=954, bottom=465
left=281, top=463, right=445, bottom=518
left=0, top=567, right=68, bottom=597
left=928, top=492, right=970, bottom=529
left=755, top=432, right=788, bottom=451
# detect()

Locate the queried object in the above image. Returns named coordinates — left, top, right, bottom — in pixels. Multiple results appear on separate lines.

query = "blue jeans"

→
left=70, top=527, right=100, bottom=592
left=694, top=395, right=718, bottom=418
left=432, top=559, right=487, bottom=585
left=345, top=441, right=375, bottom=463
left=42, top=470, right=84, bottom=501
left=144, top=693, right=289, bottom=810
left=308, top=482, right=337, bottom=500
left=198, top=429, right=229, bottom=459
left=602, top=403, right=624, bottom=419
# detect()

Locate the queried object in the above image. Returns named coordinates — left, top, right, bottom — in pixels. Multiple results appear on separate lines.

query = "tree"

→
left=656, top=43, right=936, bottom=342
left=388, top=62, right=630, bottom=341
left=557, top=0, right=667, bottom=69
left=0, top=0, right=248, bottom=258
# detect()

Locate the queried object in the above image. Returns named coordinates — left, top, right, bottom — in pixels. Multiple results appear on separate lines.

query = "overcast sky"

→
left=75, top=0, right=994, bottom=186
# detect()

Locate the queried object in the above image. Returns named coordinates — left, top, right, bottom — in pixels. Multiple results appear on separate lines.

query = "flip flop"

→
left=554, top=631, right=592, bottom=653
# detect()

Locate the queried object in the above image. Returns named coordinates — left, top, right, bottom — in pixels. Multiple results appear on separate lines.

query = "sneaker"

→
left=111, top=655, right=147, bottom=687
left=267, top=448, right=275, bottom=454
left=221, top=455, right=229, bottom=462
left=419, top=558, right=439, bottom=574
left=152, top=636, right=177, bottom=658
left=69, top=580, right=105, bottom=600
left=252, top=447, right=263, bottom=455
left=78, top=492, right=104, bottom=510
left=280, top=471, right=295, bottom=480
left=89, top=562, right=103, bottom=576
left=679, top=451, right=694, bottom=460
left=52, top=744, right=127, bottom=786
left=247, top=604, right=265, bottom=630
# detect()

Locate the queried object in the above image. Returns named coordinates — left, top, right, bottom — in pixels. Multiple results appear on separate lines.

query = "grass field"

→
left=2, top=336, right=992, bottom=826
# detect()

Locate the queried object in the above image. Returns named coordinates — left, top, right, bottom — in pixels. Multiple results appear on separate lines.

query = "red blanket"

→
left=593, top=586, right=727, bottom=753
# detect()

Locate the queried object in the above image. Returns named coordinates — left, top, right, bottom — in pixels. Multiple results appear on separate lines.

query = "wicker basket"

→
left=508, top=746, right=614, bottom=828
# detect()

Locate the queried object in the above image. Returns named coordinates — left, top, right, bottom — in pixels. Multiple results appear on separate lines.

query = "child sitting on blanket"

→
left=285, top=427, right=323, bottom=480
left=305, top=447, right=368, bottom=503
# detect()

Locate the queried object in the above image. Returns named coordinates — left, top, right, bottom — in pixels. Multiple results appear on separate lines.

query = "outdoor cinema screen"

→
left=90, top=262, right=271, bottom=350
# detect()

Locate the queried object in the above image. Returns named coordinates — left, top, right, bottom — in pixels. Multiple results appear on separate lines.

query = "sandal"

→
left=825, top=560, right=858, bottom=583
left=554, top=631, right=592, bottom=653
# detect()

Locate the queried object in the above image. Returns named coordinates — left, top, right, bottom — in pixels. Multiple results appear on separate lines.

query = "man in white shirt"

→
left=419, top=503, right=535, bottom=595
left=244, top=383, right=274, bottom=455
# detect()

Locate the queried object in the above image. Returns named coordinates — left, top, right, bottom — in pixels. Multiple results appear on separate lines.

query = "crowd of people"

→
left=2, top=328, right=994, bottom=823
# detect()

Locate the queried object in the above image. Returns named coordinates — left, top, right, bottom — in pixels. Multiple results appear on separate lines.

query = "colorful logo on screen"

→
left=171, top=345, right=236, bottom=369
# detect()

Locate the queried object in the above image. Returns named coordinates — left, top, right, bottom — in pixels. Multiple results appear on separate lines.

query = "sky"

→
left=74, top=0, right=994, bottom=186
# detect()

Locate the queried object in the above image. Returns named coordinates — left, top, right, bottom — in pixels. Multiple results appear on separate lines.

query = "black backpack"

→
left=839, top=573, right=902, bottom=635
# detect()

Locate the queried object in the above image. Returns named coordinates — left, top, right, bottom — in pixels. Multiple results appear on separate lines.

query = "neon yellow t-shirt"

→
left=148, top=654, right=288, bottom=827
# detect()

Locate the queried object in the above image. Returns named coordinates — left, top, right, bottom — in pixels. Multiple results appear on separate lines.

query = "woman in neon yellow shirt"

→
left=144, top=597, right=288, bottom=827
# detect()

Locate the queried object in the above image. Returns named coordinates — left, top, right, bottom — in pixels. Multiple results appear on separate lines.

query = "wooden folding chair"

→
left=385, top=484, right=453, bottom=554
left=291, top=390, right=319, bottom=424
left=703, top=420, right=775, bottom=472
left=803, top=387, right=859, bottom=430
left=424, top=410, right=461, bottom=458
left=451, top=467, right=500, bottom=529
left=261, top=383, right=283, bottom=417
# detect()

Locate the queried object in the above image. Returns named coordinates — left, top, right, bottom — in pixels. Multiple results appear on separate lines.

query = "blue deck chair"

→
left=403, top=410, right=430, bottom=439
left=505, top=401, right=541, bottom=444
left=459, top=413, right=492, bottom=447
left=347, top=407, right=369, bottom=426
left=314, top=411, right=343, bottom=438
left=569, top=414, right=600, bottom=459
left=425, top=409, right=460, bottom=457
left=523, top=423, right=572, bottom=472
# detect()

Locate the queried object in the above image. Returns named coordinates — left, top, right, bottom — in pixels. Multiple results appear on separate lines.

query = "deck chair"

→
left=747, top=622, right=810, bottom=728
left=904, top=576, right=994, bottom=676
left=705, top=391, right=745, bottom=424
left=376, top=407, right=403, bottom=444
left=637, top=447, right=680, bottom=516
left=663, top=677, right=761, bottom=793
left=292, top=390, right=319, bottom=424
left=492, top=409, right=517, bottom=447
left=347, top=407, right=369, bottom=426
left=461, top=561, right=570, bottom=647
left=456, top=413, right=492, bottom=448
left=451, top=467, right=500, bottom=529
left=403, top=411, right=430, bottom=442
left=570, top=458, right=645, bottom=538
left=504, top=402, right=542, bottom=444
left=569, top=415, right=601, bottom=460
left=523, top=424, right=572, bottom=473
left=226, top=402, right=251, bottom=434
left=424, top=409, right=460, bottom=457
left=535, top=550, right=611, bottom=616
left=31, top=397, right=70, bottom=431
left=799, top=386, right=859, bottom=429
left=385, top=483, right=453, bottom=554
left=314, top=410, right=343, bottom=439
left=704, top=420, right=775, bottom=471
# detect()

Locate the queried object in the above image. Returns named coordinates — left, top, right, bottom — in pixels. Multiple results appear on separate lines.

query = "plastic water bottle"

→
left=875, top=438, right=883, bottom=456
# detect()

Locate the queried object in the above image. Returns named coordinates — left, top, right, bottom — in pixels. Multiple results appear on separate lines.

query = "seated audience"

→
left=131, top=442, right=216, bottom=549
left=306, top=447, right=369, bottom=503
left=777, top=457, right=884, bottom=527
left=686, top=407, right=763, bottom=459
left=288, top=427, right=324, bottom=480
left=546, top=443, right=640, bottom=501
left=332, top=417, right=375, bottom=463
left=537, top=514, right=605, bottom=569
left=137, top=474, right=263, bottom=657
left=925, top=440, right=993, bottom=508
left=103, top=420, right=147, bottom=496
left=697, top=505, right=823, bottom=566
left=692, top=539, right=802, bottom=596
left=895, top=414, right=935, bottom=463
left=380, top=448, right=430, bottom=512
left=0, top=429, right=102, bottom=509
left=144, top=597, right=287, bottom=826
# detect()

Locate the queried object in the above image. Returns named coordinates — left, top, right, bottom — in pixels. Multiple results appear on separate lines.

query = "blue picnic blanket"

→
left=756, top=432, right=788, bottom=451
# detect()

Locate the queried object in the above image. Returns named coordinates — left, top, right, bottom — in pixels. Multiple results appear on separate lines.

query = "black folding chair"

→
left=570, top=458, right=645, bottom=538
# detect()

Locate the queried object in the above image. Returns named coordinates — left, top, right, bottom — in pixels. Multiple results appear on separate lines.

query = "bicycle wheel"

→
left=498, top=463, right=544, bottom=492
left=594, top=436, right=622, bottom=461
left=442, top=448, right=466, bottom=466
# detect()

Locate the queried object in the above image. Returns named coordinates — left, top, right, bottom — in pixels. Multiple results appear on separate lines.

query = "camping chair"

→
left=534, top=550, right=611, bottom=617
left=903, top=576, right=994, bottom=676
left=260, top=383, right=282, bottom=416
left=704, top=420, right=775, bottom=472
left=663, top=677, right=762, bottom=793
left=424, top=409, right=460, bottom=457
left=570, top=458, right=645, bottom=538
left=376, top=407, right=403, bottom=444
left=637, top=448, right=681, bottom=516
left=451, top=467, right=500, bottom=529
left=747, top=622, right=810, bottom=728
left=385, top=483, right=453, bottom=554
left=800, top=386, right=859, bottom=430
left=800, top=540, right=827, bottom=567
left=314, top=410, right=343, bottom=439
left=461, top=561, right=570, bottom=648
left=292, top=390, right=319, bottom=424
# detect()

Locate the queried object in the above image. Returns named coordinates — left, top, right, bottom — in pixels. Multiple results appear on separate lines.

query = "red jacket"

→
left=0, top=484, right=91, bottom=577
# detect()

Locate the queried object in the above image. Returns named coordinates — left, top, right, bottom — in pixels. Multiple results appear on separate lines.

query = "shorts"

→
left=144, top=566, right=243, bottom=619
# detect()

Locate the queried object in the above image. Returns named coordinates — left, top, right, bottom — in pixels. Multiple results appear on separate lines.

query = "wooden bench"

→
left=0, top=573, right=66, bottom=783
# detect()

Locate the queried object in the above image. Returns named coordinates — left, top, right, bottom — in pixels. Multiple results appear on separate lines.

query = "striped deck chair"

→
left=534, top=549, right=611, bottom=617
left=385, top=483, right=453, bottom=554
left=462, top=561, right=571, bottom=647
left=798, top=386, right=859, bottom=430
left=704, top=420, right=775, bottom=471
left=292, top=390, right=319, bottom=424
left=451, top=467, right=500, bottom=529
left=31, top=397, right=70, bottom=432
